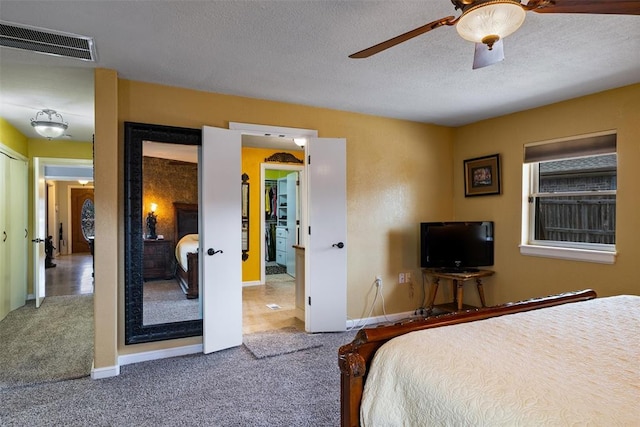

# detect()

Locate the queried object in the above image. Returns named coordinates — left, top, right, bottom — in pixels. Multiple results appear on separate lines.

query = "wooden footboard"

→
left=338, top=289, right=597, bottom=427
left=176, top=252, right=199, bottom=299
left=186, top=252, right=198, bottom=299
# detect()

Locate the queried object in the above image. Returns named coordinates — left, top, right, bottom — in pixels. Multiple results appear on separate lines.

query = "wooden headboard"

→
left=338, top=289, right=598, bottom=427
left=173, top=202, right=198, bottom=242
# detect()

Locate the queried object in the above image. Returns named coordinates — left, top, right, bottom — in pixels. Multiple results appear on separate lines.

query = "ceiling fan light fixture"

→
left=456, top=0, right=526, bottom=46
left=30, top=109, right=68, bottom=139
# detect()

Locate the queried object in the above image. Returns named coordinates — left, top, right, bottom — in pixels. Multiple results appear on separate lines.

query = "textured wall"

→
left=453, top=83, right=640, bottom=304
left=142, top=156, right=198, bottom=245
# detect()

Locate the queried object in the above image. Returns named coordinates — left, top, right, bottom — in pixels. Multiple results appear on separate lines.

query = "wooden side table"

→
left=422, top=268, right=495, bottom=313
left=143, top=239, right=174, bottom=280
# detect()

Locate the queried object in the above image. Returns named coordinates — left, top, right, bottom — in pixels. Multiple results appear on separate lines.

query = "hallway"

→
left=45, top=253, right=94, bottom=296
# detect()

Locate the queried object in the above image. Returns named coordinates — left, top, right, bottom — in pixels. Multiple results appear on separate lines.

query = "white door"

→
left=305, top=138, right=347, bottom=332
left=9, top=157, right=27, bottom=310
left=285, top=172, right=298, bottom=276
left=0, top=154, right=7, bottom=319
left=33, top=158, right=46, bottom=308
left=200, top=126, right=243, bottom=354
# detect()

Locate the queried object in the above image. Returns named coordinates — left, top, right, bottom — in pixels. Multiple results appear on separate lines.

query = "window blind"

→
left=524, top=133, right=616, bottom=164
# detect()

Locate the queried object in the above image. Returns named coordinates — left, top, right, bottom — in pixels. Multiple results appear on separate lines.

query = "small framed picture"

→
left=464, top=154, right=501, bottom=197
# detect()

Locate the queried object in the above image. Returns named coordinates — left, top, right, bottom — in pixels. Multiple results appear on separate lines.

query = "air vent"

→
left=0, top=20, right=96, bottom=62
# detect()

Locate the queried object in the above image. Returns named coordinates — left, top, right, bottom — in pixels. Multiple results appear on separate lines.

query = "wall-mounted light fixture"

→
left=293, top=137, right=307, bottom=147
left=146, top=203, right=158, bottom=239
left=78, top=180, right=89, bottom=186
left=30, top=109, right=68, bottom=139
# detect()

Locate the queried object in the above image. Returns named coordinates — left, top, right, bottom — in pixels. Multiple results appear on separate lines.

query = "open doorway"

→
left=264, top=168, right=301, bottom=278
left=44, top=180, right=94, bottom=297
left=34, top=158, right=94, bottom=302
left=243, top=164, right=303, bottom=334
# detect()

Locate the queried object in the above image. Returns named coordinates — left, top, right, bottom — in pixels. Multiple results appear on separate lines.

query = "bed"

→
left=173, top=202, right=199, bottom=299
left=338, top=289, right=640, bottom=426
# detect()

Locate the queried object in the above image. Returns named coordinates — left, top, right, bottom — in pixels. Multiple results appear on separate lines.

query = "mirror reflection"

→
left=142, top=141, right=201, bottom=325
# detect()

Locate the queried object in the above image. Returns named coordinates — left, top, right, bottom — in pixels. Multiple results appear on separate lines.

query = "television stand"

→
left=437, top=267, right=479, bottom=274
left=421, top=268, right=495, bottom=314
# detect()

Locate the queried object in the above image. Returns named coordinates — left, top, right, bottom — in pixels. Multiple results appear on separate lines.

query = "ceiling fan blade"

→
left=529, top=0, right=640, bottom=15
left=472, top=40, right=505, bottom=69
left=349, top=16, right=456, bottom=59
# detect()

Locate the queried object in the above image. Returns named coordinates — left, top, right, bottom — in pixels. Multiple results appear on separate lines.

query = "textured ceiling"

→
left=0, top=1, right=639, bottom=142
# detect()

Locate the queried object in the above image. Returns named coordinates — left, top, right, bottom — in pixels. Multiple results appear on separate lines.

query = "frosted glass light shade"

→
left=456, top=0, right=526, bottom=44
left=32, top=122, right=67, bottom=138
left=30, top=109, right=68, bottom=139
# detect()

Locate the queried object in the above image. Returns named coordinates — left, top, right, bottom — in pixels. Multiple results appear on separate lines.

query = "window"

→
left=521, top=132, right=617, bottom=263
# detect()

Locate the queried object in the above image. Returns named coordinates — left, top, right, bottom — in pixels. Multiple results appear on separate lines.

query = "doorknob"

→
left=31, top=237, right=44, bottom=243
left=207, top=248, right=223, bottom=256
left=332, top=242, right=345, bottom=249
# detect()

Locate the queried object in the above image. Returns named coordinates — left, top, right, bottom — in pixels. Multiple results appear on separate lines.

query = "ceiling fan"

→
left=349, top=0, right=640, bottom=69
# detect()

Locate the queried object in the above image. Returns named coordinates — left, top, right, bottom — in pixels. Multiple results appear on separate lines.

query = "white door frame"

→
left=33, top=157, right=93, bottom=304
left=260, top=163, right=304, bottom=285
left=229, top=121, right=317, bottom=286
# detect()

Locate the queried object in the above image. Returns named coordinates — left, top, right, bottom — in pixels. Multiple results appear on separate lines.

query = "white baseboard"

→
left=27, top=293, right=34, bottom=301
left=91, top=363, right=120, bottom=379
left=346, top=310, right=418, bottom=330
left=242, top=280, right=262, bottom=287
left=118, top=343, right=203, bottom=366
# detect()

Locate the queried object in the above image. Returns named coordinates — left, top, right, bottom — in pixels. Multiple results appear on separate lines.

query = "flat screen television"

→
left=420, top=221, right=494, bottom=272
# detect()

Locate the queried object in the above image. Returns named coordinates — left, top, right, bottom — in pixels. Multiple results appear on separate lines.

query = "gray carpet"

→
left=143, top=279, right=200, bottom=325
left=1, top=329, right=357, bottom=426
left=0, top=294, right=94, bottom=391
left=243, top=327, right=324, bottom=358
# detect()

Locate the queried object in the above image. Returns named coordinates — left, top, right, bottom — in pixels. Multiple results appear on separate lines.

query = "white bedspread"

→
left=175, top=234, right=198, bottom=271
left=361, top=295, right=640, bottom=426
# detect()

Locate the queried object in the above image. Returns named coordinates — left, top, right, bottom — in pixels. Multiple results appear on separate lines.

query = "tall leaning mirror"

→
left=124, top=122, right=202, bottom=344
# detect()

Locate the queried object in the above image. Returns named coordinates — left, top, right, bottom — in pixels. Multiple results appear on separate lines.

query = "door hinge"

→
left=308, top=226, right=311, bottom=235
left=308, top=296, right=311, bottom=306
left=308, top=155, right=311, bottom=164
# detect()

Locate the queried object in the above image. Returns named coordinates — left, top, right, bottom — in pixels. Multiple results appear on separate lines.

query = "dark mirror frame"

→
left=124, top=122, right=203, bottom=344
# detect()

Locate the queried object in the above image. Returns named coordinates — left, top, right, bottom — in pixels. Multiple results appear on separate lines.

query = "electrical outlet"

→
left=399, top=273, right=405, bottom=284
left=375, top=276, right=382, bottom=287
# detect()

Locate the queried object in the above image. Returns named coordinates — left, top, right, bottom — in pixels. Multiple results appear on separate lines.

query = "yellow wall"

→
left=0, top=118, right=28, bottom=156
left=10, top=70, right=639, bottom=370
left=101, top=76, right=453, bottom=360
left=94, top=68, right=119, bottom=370
left=0, top=118, right=94, bottom=295
left=28, top=138, right=93, bottom=158
left=453, top=83, right=640, bottom=306
left=96, top=75, right=639, bottom=367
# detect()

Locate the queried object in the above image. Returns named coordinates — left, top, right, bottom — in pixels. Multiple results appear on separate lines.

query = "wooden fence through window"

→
left=535, top=196, right=616, bottom=244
